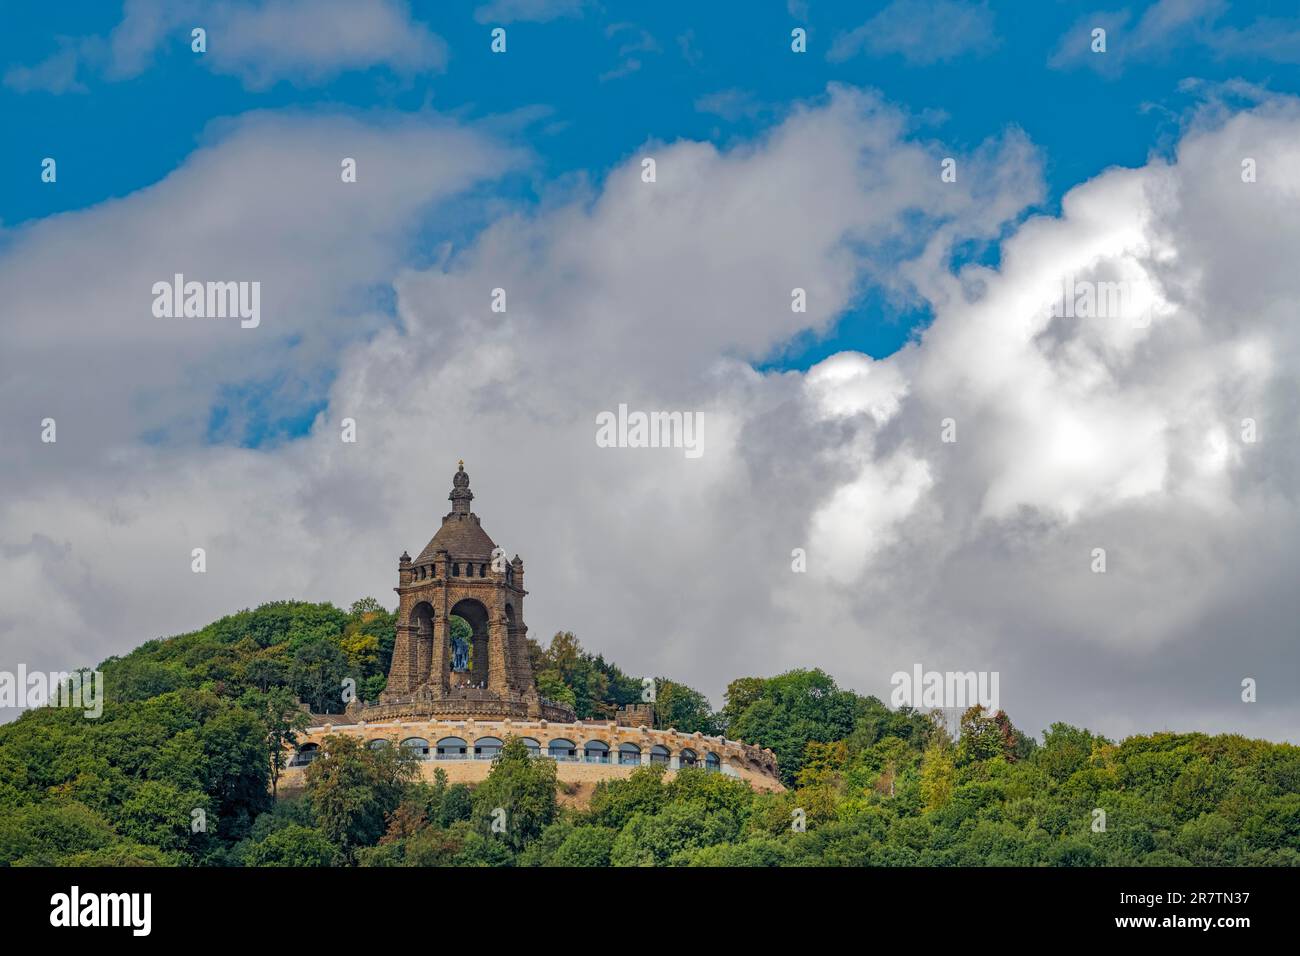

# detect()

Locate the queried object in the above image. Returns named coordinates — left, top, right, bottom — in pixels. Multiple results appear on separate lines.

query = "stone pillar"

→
left=641, top=749, right=651, bottom=766
left=669, top=755, right=680, bottom=770
left=415, top=616, right=432, bottom=689
left=508, top=621, right=532, bottom=693
left=431, top=613, right=449, bottom=694
left=487, top=614, right=509, bottom=694
left=384, top=623, right=417, bottom=698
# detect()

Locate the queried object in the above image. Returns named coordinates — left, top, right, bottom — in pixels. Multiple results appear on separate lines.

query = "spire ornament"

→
left=450, top=461, right=474, bottom=513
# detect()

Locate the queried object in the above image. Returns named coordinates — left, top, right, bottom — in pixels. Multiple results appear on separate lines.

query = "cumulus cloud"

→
left=0, top=84, right=1296, bottom=746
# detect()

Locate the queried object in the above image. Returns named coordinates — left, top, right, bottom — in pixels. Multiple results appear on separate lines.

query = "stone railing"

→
left=338, top=693, right=574, bottom=724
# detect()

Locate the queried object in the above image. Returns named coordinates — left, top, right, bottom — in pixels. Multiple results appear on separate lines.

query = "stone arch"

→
left=450, top=598, right=490, bottom=687
left=518, top=737, right=541, bottom=757
left=618, top=742, right=641, bottom=766
left=436, top=736, right=467, bottom=758
left=410, top=601, right=434, bottom=687
left=650, top=744, right=671, bottom=765
left=547, top=737, right=577, bottom=760
left=583, top=739, right=610, bottom=763
left=678, top=747, right=698, bottom=768
left=474, top=736, right=504, bottom=759
left=367, top=738, right=391, bottom=750
left=704, top=751, right=721, bottom=771
left=293, top=742, right=320, bottom=766
left=400, top=736, right=430, bottom=758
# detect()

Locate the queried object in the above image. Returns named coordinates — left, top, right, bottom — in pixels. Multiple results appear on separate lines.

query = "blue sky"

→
left=7, top=0, right=1300, bottom=384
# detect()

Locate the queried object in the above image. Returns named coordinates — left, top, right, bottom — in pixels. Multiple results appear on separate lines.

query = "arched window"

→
left=650, top=744, right=671, bottom=765
left=452, top=563, right=460, bottom=576
left=367, top=738, right=391, bottom=750
left=400, top=737, right=430, bottom=759
left=678, top=748, right=698, bottom=768
left=292, top=742, right=320, bottom=766
left=583, top=740, right=610, bottom=763
left=436, top=736, right=468, bottom=759
left=704, top=752, right=721, bottom=772
left=519, top=737, right=541, bottom=757
left=548, top=738, right=577, bottom=760
left=618, top=743, right=641, bottom=766
left=474, top=736, right=504, bottom=759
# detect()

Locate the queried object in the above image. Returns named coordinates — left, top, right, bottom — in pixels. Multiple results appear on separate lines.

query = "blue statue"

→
left=451, top=633, right=469, bottom=672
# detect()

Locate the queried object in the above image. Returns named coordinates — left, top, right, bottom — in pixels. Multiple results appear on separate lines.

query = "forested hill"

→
left=0, top=599, right=1296, bottom=867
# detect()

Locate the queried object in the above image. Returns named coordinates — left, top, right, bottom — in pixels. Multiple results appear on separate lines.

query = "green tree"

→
left=470, top=737, right=557, bottom=853
left=201, top=705, right=274, bottom=837
left=919, top=742, right=955, bottom=812
left=956, top=706, right=1004, bottom=766
left=245, top=825, right=341, bottom=866
left=304, top=735, right=416, bottom=860
left=244, top=687, right=309, bottom=798
left=589, top=765, right=668, bottom=829
left=610, top=803, right=740, bottom=866
left=115, top=780, right=209, bottom=854
left=653, top=679, right=719, bottom=734
left=290, top=641, right=350, bottom=714
left=550, top=826, right=616, bottom=866
left=724, top=670, right=860, bottom=785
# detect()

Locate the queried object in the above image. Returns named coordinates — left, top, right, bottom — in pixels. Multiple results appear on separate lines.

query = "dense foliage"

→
left=0, top=600, right=1295, bottom=866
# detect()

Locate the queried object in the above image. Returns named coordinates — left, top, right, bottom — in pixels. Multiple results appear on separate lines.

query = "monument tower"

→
left=378, top=462, right=572, bottom=721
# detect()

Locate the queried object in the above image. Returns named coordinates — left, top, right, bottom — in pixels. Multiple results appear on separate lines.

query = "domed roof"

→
left=412, top=462, right=498, bottom=563
left=415, top=513, right=497, bottom=563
